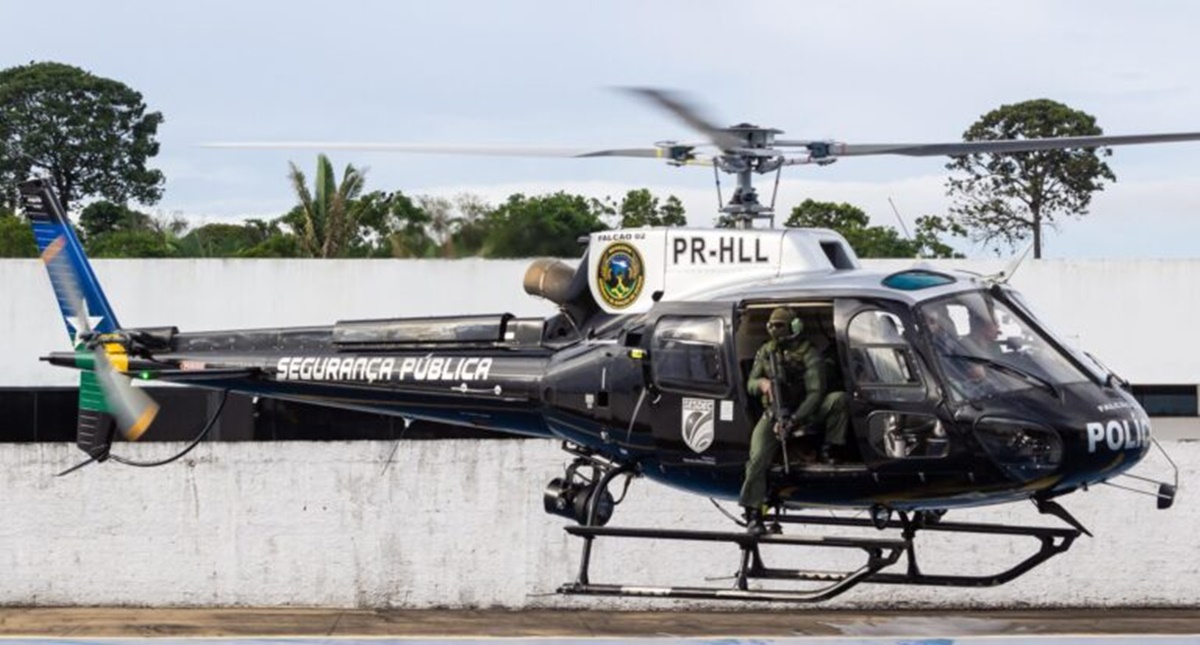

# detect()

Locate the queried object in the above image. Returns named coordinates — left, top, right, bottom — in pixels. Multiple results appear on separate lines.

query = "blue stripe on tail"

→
left=18, top=179, right=120, bottom=343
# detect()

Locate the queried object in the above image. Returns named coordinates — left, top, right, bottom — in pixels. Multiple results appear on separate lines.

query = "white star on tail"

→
left=65, top=299, right=104, bottom=346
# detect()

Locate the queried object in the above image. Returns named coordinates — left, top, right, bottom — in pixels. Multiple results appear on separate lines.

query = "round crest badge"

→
left=596, top=242, right=645, bottom=309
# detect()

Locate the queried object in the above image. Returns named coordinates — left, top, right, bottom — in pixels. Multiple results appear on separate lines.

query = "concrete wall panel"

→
left=2, top=440, right=1193, bottom=608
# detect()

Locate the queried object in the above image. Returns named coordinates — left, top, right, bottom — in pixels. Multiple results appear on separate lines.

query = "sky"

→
left=4, top=0, right=1200, bottom=258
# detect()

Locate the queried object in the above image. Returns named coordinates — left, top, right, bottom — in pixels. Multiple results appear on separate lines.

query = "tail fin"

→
left=19, top=179, right=155, bottom=461
left=18, top=178, right=120, bottom=345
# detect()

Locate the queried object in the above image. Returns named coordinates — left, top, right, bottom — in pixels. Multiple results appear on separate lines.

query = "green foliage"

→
left=77, top=199, right=188, bottom=257
left=80, top=200, right=136, bottom=239
left=237, top=218, right=301, bottom=257
left=348, top=190, right=406, bottom=258
left=179, top=223, right=267, bottom=257
left=484, top=192, right=609, bottom=258
left=287, top=154, right=367, bottom=258
left=445, top=194, right=493, bottom=258
left=0, top=61, right=164, bottom=211
left=617, top=189, right=687, bottom=227
left=88, top=229, right=176, bottom=258
left=785, top=199, right=963, bottom=259
left=239, top=232, right=301, bottom=258
left=912, top=215, right=967, bottom=260
left=946, top=99, right=1115, bottom=258
left=0, top=208, right=36, bottom=257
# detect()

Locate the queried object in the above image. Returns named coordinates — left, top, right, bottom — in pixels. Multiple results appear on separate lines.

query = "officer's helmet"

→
left=766, top=307, right=804, bottom=338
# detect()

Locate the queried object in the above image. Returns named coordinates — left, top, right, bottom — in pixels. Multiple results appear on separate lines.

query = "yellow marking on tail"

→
left=104, top=343, right=128, bottom=373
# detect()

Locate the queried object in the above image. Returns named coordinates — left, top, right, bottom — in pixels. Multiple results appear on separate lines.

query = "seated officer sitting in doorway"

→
left=739, top=307, right=849, bottom=528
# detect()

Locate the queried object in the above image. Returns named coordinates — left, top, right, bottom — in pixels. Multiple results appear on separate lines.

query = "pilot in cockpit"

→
left=922, top=305, right=1003, bottom=398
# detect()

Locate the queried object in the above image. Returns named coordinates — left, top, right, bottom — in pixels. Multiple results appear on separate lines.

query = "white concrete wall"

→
left=2, top=258, right=1197, bottom=387
left=2, top=439, right=1194, bottom=608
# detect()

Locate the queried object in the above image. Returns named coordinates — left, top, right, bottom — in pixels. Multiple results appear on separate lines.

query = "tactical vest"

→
left=758, top=338, right=813, bottom=413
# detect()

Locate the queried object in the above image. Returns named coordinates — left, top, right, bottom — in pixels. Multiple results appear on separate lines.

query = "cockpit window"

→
left=1006, top=290, right=1109, bottom=383
left=847, top=309, right=925, bottom=402
left=917, top=291, right=1090, bottom=402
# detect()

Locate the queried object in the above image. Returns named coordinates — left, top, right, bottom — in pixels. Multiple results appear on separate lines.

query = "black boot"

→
left=742, top=506, right=766, bottom=535
left=820, top=444, right=839, bottom=464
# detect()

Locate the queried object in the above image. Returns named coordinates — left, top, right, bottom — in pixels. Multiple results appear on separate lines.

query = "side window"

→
left=848, top=310, right=924, bottom=402
left=868, top=412, right=950, bottom=459
left=652, top=316, right=728, bottom=396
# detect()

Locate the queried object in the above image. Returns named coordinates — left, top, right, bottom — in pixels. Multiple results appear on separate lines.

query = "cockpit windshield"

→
left=916, top=290, right=1091, bottom=402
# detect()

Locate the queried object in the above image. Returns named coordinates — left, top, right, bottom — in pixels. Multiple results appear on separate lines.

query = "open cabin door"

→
left=834, top=299, right=951, bottom=470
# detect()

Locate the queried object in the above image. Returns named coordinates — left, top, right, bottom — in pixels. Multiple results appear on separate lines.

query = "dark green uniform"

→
left=739, top=336, right=849, bottom=509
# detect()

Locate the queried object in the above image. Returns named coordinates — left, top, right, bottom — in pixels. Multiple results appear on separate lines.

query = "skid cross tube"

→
left=770, top=512, right=1083, bottom=587
left=561, top=525, right=906, bottom=603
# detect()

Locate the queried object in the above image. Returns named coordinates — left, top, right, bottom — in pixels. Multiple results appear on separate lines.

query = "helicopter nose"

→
left=1062, top=403, right=1155, bottom=488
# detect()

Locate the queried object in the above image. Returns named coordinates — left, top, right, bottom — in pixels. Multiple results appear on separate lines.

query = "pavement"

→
left=0, top=607, right=1199, bottom=639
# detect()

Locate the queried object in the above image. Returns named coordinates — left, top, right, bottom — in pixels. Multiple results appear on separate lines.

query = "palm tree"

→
left=287, top=154, right=366, bottom=258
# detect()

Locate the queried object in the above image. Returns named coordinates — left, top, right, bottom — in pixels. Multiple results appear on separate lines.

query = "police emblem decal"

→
left=596, top=242, right=645, bottom=309
left=681, top=397, right=715, bottom=454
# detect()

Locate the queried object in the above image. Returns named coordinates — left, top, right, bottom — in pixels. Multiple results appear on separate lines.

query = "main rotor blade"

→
left=621, top=87, right=745, bottom=151
left=202, top=141, right=665, bottom=159
left=777, top=132, right=1200, bottom=158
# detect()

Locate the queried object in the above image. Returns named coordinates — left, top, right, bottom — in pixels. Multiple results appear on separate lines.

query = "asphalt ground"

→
left=0, top=608, right=1198, bottom=639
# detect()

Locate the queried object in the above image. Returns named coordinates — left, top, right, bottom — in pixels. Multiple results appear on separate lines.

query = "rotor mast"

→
left=714, top=123, right=786, bottom=229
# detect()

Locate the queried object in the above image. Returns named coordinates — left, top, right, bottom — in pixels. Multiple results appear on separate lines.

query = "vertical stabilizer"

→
left=18, top=178, right=120, bottom=344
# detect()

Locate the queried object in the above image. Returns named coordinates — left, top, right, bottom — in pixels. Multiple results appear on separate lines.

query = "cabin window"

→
left=651, top=316, right=728, bottom=396
left=867, top=411, right=950, bottom=459
left=847, top=309, right=925, bottom=402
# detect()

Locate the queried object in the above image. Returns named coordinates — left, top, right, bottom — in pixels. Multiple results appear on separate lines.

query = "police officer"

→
left=740, top=307, right=849, bottom=529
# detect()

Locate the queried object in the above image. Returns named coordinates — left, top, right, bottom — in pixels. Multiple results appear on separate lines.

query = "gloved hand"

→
left=774, top=417, right=797, bottom=439
left=786, top=416, right=810, bottom=437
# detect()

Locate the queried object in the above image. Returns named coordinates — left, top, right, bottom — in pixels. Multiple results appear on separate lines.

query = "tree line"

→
left=0, top=61, right=1117, bottom=260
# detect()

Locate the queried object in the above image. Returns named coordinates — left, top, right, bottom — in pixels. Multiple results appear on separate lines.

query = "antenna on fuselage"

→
left=887, top=197, right=913, bottom=240
left=987, top=241, right=1035, bottom=286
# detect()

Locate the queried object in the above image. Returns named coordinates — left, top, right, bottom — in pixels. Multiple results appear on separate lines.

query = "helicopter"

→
left=20, top=88, right=1192, bottom=603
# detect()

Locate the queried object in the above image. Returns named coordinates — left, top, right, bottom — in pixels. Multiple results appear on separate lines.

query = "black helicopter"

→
left=21, top=89, right=1189, bottom=602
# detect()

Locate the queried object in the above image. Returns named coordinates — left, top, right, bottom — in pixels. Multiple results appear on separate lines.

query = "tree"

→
left=386, top=193, right=435, bottom=259
left=73, top=198, right=188, bottom=258
left=0, top=207, right=35, bottom=257
left=945, top=99, right=1115, bottom=258
left=179, top=223, right=268, bottom=257
left=238, top=218, right=301, bottom=258
left=785, top=199, right=963, bottom=259
left=79, top=200, right=133, bottom=239
left=415, top=196, right=458, bottom=258
left=448, top=193, right=493, bottom=257
left=484, top=192, right=609, bottom=257
left=0, top=62, right=164, bottom=211
left=345, top=190, right=422, bottom=258
left=911, top=215, right=967, bottom=260
left=88, top=229, right=176, bottom=258
left=617, top=188, right=687, bottom=228
left=286, top=154, right=367, bottom=258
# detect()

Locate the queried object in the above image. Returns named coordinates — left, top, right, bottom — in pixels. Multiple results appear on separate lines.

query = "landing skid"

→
left=560, top=509, right=1084, bottom=602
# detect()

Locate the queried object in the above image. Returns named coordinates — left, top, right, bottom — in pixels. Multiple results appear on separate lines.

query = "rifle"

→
left=765, top=348, right=791, bottom=474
